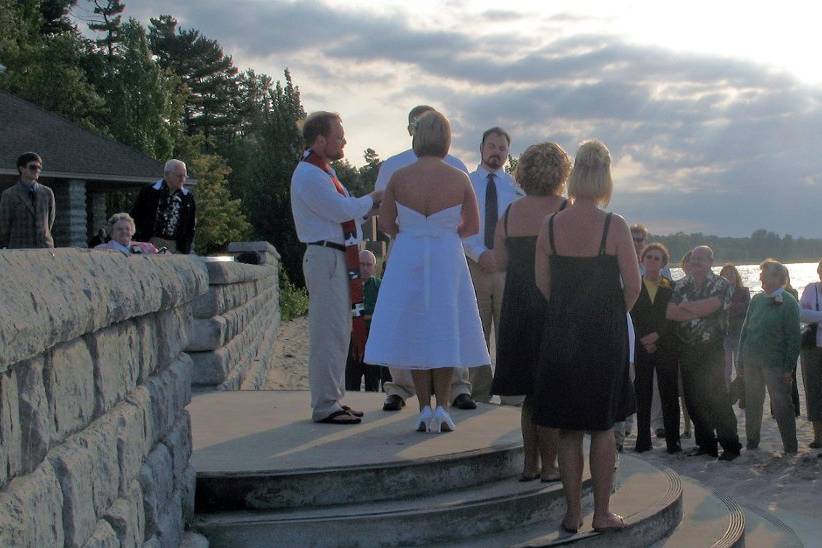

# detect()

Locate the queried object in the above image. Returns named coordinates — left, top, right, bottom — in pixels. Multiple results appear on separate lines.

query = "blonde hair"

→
left=109, top=212, right=136, bottom=232
left=412, top=110, right=450, bottom=158
left=515, top=142, right=571, bottom=196
left=760, top=258, right=789, bottom=287
left=567, top=140, right=613, bottom=206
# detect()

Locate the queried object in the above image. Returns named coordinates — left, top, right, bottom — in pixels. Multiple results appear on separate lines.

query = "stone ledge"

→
left=201, top=258, right=277, bottom=285
left=0, top=250, right=208, bottom=372
left=186, top=284, right=277, bottom=351
left=192, top=276, right=276, bottom=319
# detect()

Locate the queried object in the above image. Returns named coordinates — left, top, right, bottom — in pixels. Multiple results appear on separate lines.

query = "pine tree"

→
left=88, top=0, right=125, bottom=58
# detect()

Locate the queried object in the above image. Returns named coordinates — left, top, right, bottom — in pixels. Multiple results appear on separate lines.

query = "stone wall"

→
left=186, top=242, right=280, bottom=390
left=0, top=249, right=208, bottom=548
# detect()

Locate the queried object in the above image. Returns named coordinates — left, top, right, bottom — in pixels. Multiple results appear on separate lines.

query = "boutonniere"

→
left=771, top=294, right=784, bottom=306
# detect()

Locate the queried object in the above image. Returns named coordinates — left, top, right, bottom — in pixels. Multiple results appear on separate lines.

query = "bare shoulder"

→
left=608, top=213, right=630, bottom=235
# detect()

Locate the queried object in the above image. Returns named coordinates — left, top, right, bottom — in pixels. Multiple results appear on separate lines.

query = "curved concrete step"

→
left=195, top=473, right=593, bottom=547
left=650, top=476, right=745, bottom=548
left=197, top=443, right=523, bottom=512
left=739, top=503, right=803, bottom=548
left=442, top=454, right=683, bottom=547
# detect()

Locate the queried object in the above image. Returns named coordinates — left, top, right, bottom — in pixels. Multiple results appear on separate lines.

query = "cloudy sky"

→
left=76, top=0, right=822, bottom=237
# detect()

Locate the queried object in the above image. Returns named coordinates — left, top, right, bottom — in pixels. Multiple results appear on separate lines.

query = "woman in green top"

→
left=738, top=259, right=801, bottom=454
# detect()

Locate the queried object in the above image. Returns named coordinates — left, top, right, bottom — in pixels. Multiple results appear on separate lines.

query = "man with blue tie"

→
left=463, top=127, right=523, bottom=403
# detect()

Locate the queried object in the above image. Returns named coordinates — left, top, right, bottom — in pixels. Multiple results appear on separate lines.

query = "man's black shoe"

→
left=453, top=394, right=477, bottom=410
left=685, top=446, right=718, bottom=458
left=382, top=394, right=405, bottom=411
left=666, top=442, right=683, bottom=454
left=718, top=451, right=740, bottom=462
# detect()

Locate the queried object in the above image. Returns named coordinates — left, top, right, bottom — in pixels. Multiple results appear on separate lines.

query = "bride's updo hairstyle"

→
left=567, top=140, right=613, bottom=207
left=515, top=142, right=571, bottom=197
left=412, top=110, right=451, bottom=159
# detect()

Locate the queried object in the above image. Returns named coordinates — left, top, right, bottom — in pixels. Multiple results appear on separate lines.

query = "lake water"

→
left=669, top=262, right=820, bottom=296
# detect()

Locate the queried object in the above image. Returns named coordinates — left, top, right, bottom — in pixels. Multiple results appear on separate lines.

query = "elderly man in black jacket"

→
left=131, top=159, right=196, bottom=254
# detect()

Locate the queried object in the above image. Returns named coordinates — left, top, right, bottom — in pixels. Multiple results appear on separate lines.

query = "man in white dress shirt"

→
left=375, top=105, right=480, bottom=412
left=291, top=111, right=383, bottom=423
left=463, top=127, right=523, bottom=403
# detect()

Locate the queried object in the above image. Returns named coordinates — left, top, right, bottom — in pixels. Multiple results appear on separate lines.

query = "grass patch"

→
left=279, top=266, right=308, bottom=321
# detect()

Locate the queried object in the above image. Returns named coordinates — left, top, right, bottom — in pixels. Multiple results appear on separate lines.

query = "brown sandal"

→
left=341, top=405, right=364, bottom=417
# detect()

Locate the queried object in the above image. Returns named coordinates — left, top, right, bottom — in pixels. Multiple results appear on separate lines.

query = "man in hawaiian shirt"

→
left=667, top=245, right=742, bottom=460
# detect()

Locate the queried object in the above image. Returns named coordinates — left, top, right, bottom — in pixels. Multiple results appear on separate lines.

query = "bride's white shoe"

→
left=430, top=406, right=456, bottom=433
left=416, top=406, right=434, bottom=432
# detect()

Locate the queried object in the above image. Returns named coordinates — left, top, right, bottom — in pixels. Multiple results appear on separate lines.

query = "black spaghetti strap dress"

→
left=492, top=199, right=567, bottom=396
left=533, top=212, right=634, bottom=431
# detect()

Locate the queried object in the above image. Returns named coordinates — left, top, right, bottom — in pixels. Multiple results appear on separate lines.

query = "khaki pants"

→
left=303, top=246, right=350, bottom=421
left=149, top=236, right=179, bottom=254
left=467, top=260, right=505, bottom=403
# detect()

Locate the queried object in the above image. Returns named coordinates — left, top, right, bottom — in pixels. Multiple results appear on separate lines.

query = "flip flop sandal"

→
left=318, top=410, right=361, bottom=424
left=593, top=515, right=626, bottom=532
left=341, top=405, right=364, bottom=417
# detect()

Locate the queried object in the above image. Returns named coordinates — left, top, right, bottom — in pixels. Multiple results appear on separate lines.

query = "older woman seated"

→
left=738, top=259, right=801, bottom=454
left=94, top=213, right=159, bottom=255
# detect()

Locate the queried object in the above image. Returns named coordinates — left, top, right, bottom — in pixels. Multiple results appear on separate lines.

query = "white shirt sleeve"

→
left=294, top=166, right=373, bottom=224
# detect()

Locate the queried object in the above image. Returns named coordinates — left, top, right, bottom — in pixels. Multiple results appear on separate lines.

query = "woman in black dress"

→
left=632, top=243, right=680, bottom=453
left=534, top=140, right=640, bottom=534
left=491, top=142, right=571, bottom=482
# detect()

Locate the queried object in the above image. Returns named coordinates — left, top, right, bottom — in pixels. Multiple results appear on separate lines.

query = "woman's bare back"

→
left=390, top=157, right=468, bottom=215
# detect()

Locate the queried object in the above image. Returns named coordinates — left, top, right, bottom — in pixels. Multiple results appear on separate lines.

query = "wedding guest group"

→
left=0, top=152, right=55, bottom=249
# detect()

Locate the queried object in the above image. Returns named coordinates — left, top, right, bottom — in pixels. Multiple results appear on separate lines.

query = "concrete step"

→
left=739, top=503, right=803, bottom=548
left=194, top=473, right=591, bottom=547
left=197, top=442, right=523, bottom=512
left=650, top=476, right=745, bottom=548
left=441, top=454, right=683, bottom=547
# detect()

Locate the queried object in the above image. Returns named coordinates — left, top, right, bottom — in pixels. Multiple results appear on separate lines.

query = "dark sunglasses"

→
left=26, top=164, right=42, bottom=171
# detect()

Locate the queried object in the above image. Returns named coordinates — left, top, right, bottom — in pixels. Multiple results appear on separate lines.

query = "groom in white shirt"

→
left=376, top=105, right=481, bottom=412
left=463, top=127, right=523, bottom=403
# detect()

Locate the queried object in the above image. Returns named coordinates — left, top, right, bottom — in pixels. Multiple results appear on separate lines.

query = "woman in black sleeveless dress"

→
left=491, top=143, right=571, bottom=482
left=534, top=140, right=641, bottom=534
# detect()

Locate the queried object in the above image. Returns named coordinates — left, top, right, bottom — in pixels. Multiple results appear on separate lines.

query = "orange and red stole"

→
left=302, top=150, right=368, bottom=359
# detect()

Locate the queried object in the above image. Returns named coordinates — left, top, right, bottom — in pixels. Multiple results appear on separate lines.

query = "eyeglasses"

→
left=26, top=164, right=42, bottom=171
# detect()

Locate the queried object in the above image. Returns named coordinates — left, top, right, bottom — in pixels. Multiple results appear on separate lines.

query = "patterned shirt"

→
left=154, top=182, right=183, bottom=239
left=671, top=272, right=732, bottom=345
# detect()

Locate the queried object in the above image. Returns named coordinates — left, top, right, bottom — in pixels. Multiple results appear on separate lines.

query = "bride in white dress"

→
left=364, top=111, right=490, bottom=432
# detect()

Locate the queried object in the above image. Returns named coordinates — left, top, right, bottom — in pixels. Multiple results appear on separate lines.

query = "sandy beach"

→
left=264, top=316, right=821, bottom=544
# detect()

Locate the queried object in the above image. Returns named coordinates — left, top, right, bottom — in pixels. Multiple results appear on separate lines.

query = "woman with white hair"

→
left=533, top=140, right=640, bottom=534
left=94, top=213, right=159, bottom=255
left=737, top=259, right=800, bottom=454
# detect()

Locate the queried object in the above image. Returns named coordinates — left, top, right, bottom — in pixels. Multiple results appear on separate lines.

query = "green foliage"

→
left=279, top=265, right=309, bottom=321
left=88, top=0, right=125, bottom=57
left=651, top=230, right=822, bottom=265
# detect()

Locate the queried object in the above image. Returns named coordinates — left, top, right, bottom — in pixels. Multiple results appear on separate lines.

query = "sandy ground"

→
left=264, top=317, right=821, bottom=543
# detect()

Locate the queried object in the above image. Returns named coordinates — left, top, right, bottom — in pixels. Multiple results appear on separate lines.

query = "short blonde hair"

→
left=412, top=110, right=450, bottom=158
left=567, top=140, right=613, bottom=206
left=515, top=142, right=571, bottom=196
left=760, top=258, right=789, bottom=287
left=109, top=212, right=136, bottom=232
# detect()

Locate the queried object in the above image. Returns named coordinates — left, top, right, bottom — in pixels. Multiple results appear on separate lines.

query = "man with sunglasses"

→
left=0, top=152, right=55, bottom=249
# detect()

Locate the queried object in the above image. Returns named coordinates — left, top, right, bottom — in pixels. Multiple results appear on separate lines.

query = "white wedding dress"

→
left=364, top=203, right=490, bottom=369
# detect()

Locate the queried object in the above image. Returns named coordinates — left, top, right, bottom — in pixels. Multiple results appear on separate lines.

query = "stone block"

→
left=192, top=276, right=275, bottom=319
left=0, top=369, right=21, bottom=487
left=89, top=321, right=141, bottom=415
left=227, top=240, right=280, bottom=261
left=0, top=250, right=208, bottom=372
left=16, top=354, right=50, bottom=472
left=46, top=338, right=96, bottom=443
left=139, top=355, right=191, bottom=446
left=113, top=399, right=150, bottom=494
left=124, top=387, right=156, bottom=455
left=186, top=316, right=226, bottom=352
left=49, top=418, right=120, bottom=548
left=180, top=464, right=197, bottom=524
left=138, top=444, right=173, bottom=539
left=155, top=305, right=191, bottom=368
left=189, top=348, right=229, bottom=386
left=103, top=480, right=145, bottom=548
left=203, top=259, right=277, bottom=285
left=82, top=519, right=119, bottom=548
left=156, top=491, right=183, bottom=548
left=0, top=460, right=64, bottom=548
left=180, top=531, right=210, bottom=548
left=162, top=411, right=192, bottom=492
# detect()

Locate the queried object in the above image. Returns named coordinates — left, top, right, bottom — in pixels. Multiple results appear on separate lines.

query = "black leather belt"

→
left=308, top=240, right=346, bottom=252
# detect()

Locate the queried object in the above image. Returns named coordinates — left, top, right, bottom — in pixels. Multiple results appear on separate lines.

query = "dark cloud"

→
left=104, top=0, right=822, bottom=237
